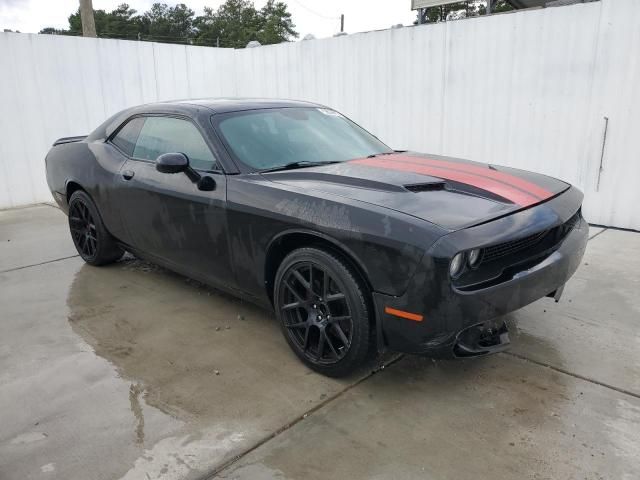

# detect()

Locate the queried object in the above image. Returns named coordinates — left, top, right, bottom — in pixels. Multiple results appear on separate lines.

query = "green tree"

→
left=105, top=4, right=140, bottom=39
left=66, top=7, right=108, bottom=35
left=493, top=0, right=515, bottom=13
left=194, top=0, right=260, bottom=48
left=39, top=0, right=298, bottom=47
left=417, top=0, right=513, bottom=23
left=39, top=27, right=67, bottom=35
left=257, top=0, right=298, bottom=45
left=40, top=3, right=141, bottom=39
left=141, top=3, right=195, bottom=43
left=192, top=7, right=222, bottom=46
left=194, top=0, right=297, bottom=48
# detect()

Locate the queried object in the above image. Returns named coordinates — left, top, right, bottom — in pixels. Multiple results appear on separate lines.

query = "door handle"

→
left=122, top=170, right=135, bottom=180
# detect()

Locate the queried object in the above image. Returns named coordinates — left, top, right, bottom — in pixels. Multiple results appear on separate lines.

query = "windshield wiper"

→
left=259, top=160, right=341, bottom=173
left=366, top=152, right=395, bottom=158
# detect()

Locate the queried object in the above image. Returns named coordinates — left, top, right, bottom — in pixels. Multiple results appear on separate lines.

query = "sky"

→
left=0, top=0, right=418, bottom=38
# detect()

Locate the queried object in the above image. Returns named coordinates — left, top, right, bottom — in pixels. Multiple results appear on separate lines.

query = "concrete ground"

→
left=0, top=205, right=638, bottom=480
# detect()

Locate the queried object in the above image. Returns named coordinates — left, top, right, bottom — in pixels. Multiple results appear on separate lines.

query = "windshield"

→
left=214, top=107, right=393, bottom=171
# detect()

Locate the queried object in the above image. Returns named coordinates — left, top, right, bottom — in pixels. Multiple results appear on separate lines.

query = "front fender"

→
left=227, top=176, right=445, bottom=301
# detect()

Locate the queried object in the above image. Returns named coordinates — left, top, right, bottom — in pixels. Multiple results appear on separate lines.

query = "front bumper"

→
left=373, top=187, right=588, bottom=357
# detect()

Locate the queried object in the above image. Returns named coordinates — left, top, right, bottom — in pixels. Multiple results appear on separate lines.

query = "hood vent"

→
left=404, top=182, right=446, bottom=193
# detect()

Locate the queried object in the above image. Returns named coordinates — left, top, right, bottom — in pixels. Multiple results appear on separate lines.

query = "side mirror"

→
left=156, top=152, right=189, bottom=174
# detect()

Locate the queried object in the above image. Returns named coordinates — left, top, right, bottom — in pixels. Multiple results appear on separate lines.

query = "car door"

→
left=117, top=115, right=234, bottom=289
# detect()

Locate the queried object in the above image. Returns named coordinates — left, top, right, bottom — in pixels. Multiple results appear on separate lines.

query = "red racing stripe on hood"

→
left=352, top=157, right=541, bottom=207
left=389, top=154, right=554, bottom=201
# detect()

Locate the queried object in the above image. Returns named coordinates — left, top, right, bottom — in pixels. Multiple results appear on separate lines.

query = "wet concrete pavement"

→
left=219, top=356, right=640, bottom=480
left=0, top=205, right=77, bottom=271
left=1, top=205, right=639, bottom=479
left=506, top=228, right=640, bottom=397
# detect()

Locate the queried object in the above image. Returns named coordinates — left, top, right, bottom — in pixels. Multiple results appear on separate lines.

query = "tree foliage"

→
left=141, top=3, right=196, bottom=41
left=194, top=0, right=261, bottom=48
left=418, top=0, right=514, bottom=23
left=39, top=1, right=298, bottom=47
left=258, top=0, right=297, bottom=45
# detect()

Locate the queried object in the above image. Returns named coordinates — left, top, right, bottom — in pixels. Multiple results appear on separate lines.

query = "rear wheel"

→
left=68, top=190, right=124, bottom=266
left=274, top=247, right=372, bottom=377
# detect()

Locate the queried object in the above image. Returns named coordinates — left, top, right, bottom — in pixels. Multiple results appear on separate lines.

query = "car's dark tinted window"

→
left=214, top=107, right=392, bottom=170
left=133, top=116, right=217, bottom=171
left=111, top=117, right=144, bottom=156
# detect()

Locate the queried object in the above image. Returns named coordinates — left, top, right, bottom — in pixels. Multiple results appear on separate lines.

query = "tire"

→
left=68, top=190, right=124, bottom=266
left=274, top=247, right=372, bottom=377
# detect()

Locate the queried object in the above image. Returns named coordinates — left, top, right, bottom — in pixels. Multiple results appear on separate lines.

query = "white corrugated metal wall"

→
left=0, top=0, right=638, bottom=229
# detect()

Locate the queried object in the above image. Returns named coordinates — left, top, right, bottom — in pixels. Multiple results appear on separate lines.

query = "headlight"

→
left=468, top=248, right=482, bottom=268
left=449, top=252, right=465, bottom=278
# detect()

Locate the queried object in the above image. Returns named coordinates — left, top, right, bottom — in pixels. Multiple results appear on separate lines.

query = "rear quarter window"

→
left=110, top=117, right=145, bottom=157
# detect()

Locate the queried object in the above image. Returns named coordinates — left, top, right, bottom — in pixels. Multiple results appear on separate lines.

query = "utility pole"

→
left=79, top=0, right=97, bottom=37
left=340, top=14, right=344, bottom=33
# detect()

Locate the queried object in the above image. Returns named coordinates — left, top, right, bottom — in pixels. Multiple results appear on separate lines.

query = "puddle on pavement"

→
left=1, top=254, right=351, bottom=480
left=60, top=256, right=352, bottom=479
left=6, top=231, right=639, bottom=479
left=66, top=256, right=273, bottom=420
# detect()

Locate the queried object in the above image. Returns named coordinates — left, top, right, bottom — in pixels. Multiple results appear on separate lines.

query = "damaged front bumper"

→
left=373, top=187, right=588, bottom=358
left=453, top=319, right=511, bottom=357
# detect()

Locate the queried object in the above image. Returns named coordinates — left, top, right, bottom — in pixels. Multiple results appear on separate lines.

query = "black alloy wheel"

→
left=275, top=247, right=371, bottom=377
left=69, top=199, right=98, bottom=259
left=68, top=190, right=124, bottom=266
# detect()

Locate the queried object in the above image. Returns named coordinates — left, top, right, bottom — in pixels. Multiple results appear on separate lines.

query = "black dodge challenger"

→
left=46, top=99, right=587, bottom=376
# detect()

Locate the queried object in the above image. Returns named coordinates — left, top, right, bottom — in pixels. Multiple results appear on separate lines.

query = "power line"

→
left=290, top=0, right=340, bottom=21
left=94, top=32, right=228, bottom=47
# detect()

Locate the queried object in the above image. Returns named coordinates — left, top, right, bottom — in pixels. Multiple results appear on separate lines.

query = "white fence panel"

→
left=580, top=0, right=640, bottom=230
left=0, top=0, right=638, bottom=229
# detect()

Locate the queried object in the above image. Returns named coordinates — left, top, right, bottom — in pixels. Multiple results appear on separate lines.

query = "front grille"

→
left=564, top=209, right=581, bottom=230
left=482, top=230, right=549, bottom=263
left=454, top=209, right=582, bottom=291
left=482, top=209, right=581, bottom=264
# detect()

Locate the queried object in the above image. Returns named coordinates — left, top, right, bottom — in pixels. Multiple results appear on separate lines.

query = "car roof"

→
left=88, top=98, right=328, bottom=143
left=152, top=98, right=323, bottom=114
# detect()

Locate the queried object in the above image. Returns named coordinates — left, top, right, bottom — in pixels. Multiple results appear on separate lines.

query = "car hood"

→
left=262, top=152, right=570, bottom=230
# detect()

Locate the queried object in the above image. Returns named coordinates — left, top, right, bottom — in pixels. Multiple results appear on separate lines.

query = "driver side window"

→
left=132, top=116, right=218, bottom=171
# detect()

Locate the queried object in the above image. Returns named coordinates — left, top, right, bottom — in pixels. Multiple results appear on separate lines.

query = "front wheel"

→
left=274, top=247, right=372, bottom=377
left=68, top=190, right=124, bottom=266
